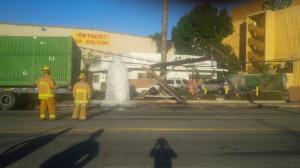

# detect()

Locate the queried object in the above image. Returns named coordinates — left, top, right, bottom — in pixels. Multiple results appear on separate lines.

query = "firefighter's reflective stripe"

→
left=40, top=114, right=46, bottom=119
left=38, top=81, right=53, bottom=99
left=49, top=114, right=56, bottom=120
left=75, top=89, right=88, bottom=104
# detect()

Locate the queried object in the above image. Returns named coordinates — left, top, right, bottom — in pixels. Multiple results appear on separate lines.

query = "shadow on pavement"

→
left=55, top=113, right=73, bottom=121
left=274, top=108, right=300, bottom=115
left=220, top=150, right=300, bottom=156
left=256, top=120, right=300, bottom=141
left=88, top=110, right=112, bottom=119
left=0, top=127, right=73, bottom=168
left=248, top=101, right=279, bottom=109
left=40, top=129, right=104, bottom=168
left=245, top=91, right=280, bottom=109
left=248, top=101, right=300, bottom=114
left=221, top=120, right=300, bottom=156
left=150, top=137, right=177, bottom=168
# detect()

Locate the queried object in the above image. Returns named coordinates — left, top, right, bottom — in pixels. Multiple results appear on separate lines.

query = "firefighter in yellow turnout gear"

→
left=37, top=66, right=56, bottom=120
left=72, top=73, right=91, bottom=120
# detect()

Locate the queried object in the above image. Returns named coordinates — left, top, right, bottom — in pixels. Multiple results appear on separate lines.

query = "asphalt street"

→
left=0, top=102, right=300, bottom=168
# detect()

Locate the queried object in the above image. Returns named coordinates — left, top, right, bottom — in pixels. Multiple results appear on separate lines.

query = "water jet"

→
left=102, top=57, right=130, bottom=106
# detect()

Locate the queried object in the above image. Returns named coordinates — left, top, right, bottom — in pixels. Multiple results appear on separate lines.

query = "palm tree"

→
left=160, top=0, right=168, bottom=78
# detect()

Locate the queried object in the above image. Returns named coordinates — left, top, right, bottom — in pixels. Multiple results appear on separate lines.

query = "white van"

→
left=166, top=78, right=188, bottom=88
left=148, top=78, right=188, bottom=95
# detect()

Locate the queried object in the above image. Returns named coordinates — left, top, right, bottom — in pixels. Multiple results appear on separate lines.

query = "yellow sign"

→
left=72, top=32, right=110, bottom=46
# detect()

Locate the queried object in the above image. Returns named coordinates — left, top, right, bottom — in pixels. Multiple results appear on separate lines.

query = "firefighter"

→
left=36, top=66, right=56, bottom=120
left=72, top=73, right=91, bottom=120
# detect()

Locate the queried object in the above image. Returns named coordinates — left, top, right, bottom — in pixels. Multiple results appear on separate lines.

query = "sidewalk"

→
left=56, top=99, right=300, bottom=108
left=188, top=100, right=300, bottom=108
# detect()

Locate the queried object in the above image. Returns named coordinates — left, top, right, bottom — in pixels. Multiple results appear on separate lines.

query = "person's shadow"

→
left=150, top=137, right=177, bottom=168
left=0, top=127, right=73, bottom=168
left=40, top=129, right=104, bottom=168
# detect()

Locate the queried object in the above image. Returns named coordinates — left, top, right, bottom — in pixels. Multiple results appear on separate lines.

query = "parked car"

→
left=148, top=78, right=188, bottom=95
left=197, top=79, right=233, bottom=96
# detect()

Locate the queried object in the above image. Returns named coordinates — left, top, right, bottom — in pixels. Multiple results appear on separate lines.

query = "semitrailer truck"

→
left=0, top=36, right=81, bottom=110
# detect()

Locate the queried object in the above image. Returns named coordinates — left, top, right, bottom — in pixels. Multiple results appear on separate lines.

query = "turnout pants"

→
left=72, top=103, right=87, bottom=120
left=40, top=97, right=56, bottom=120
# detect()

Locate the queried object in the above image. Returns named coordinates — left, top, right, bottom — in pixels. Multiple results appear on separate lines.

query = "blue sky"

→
left=0, top=0, right=243, bottom=38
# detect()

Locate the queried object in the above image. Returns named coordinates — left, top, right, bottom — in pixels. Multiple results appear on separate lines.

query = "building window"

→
left=276, top=61, right=293, bottom=73
left=93, top=74, right=100, bottom=83
left=138, top=72, right=155, bottom=79
left=138, top=73, right=147, bottom=79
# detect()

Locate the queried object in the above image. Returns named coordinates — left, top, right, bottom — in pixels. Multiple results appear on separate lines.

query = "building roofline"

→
left=0, top=21, right=154, bottom=39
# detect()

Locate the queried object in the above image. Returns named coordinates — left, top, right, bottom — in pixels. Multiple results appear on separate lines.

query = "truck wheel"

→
left=0, top=92, right=16, bottom=110
left=149, top=87, right=158, bottom=95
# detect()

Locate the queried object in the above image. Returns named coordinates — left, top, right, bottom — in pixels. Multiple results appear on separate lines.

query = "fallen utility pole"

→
left=144, top=67, right=187, bottom=104
left=92, top=67, right=227, bottom=74
left=78, top=47, right=211, bottom=104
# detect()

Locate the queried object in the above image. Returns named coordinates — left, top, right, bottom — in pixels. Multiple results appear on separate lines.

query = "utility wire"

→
left=194, top=37, right=241, bottom=68
left=79, top=46, right=159, bottom=63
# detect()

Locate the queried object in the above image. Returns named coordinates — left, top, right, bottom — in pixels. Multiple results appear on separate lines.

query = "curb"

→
left=55, top=100, right=300, bottom=108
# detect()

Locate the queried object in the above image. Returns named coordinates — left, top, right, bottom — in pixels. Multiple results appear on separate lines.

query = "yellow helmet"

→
left=79, top=73, right=86, bottom=79
left=42, top=66, right=50, bottom=72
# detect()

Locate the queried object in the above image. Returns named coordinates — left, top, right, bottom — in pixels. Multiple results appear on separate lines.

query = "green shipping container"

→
left=0, top=36, right=80, bottom=87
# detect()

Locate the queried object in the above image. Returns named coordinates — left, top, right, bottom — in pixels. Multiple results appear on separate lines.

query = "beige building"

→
left=0, top=23, right=158, bottom=54
left=0, top=23, right=163, bottom=91
left=224, top=0, right=300, bottom=101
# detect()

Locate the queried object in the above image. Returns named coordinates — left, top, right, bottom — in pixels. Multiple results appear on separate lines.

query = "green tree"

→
left=172, top=2, right=240, bottom=73
left=149, top=32, right=173, bottom=53
left=217, top=7, right=233, bottom=38
left=217, top=44, right=241, bottom=73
